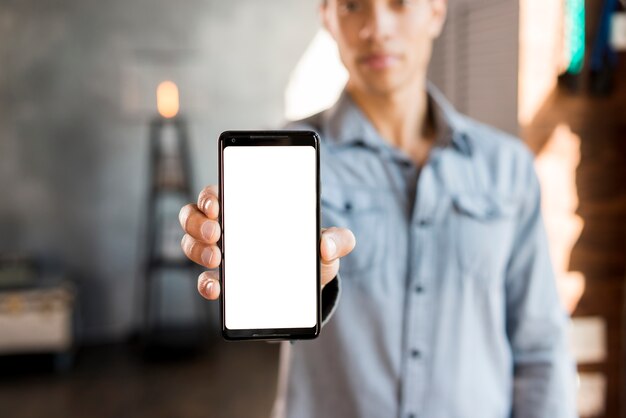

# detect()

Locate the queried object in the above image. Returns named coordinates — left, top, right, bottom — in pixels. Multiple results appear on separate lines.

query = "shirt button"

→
left=411, top=349, right=421, bottom=359
left=407, top=413, right=416, bottom=418
left=415, top=285, right=424, bottom=293
left=417, top=219, right=431, bottom=227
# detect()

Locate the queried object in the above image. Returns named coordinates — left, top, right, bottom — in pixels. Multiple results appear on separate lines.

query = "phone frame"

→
left=218, top=130, right=321, bottom=341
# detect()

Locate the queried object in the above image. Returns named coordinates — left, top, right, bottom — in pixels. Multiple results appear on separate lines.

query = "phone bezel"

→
left=218, top=130, right=321, bottom=341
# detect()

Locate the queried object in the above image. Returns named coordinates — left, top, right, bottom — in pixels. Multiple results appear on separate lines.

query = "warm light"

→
left=518, top=0, right=586, bottom=125
left=535, top=124, right=585, bottom=313
left=518, top=0, right=564, bottom=125
left=157, top=80, right=180, bottom=119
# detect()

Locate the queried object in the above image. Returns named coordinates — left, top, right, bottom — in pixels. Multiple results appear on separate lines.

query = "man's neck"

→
left=346, top=76, right=435, bottom=166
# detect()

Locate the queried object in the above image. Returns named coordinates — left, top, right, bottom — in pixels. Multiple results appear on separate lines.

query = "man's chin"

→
left=360, top=77, right=406, bottom=97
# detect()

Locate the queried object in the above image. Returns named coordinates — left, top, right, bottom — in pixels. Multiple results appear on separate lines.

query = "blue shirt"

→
left=270, top=83, right=577, bottom=418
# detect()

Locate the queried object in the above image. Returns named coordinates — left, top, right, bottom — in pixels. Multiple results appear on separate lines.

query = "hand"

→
left=179, top=185, right=356, bottom=300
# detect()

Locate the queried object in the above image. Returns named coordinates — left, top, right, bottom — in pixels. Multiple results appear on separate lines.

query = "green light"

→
left=565, top=0, right=585, bottom=74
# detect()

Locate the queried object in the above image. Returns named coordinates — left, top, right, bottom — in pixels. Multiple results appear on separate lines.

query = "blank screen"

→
left=223, top=145, right=317, bottom=330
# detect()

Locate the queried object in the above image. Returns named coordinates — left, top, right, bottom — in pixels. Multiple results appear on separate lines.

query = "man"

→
left=178, top=0, right=577, bottom=417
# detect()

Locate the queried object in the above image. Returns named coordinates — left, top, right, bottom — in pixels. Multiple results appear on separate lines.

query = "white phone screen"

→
left=223, top=145, right=317, bottom=330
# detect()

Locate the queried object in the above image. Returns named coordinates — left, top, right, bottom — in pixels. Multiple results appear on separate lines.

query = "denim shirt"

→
left=270, top=83, right=577, bottom=418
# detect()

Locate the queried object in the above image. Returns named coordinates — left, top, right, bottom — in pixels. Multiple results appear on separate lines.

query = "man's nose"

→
left=358, top=4, right=395, bottom=42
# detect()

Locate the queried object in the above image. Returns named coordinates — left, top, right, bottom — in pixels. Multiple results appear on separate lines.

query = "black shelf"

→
left=140, top=116, right=210, bottom=351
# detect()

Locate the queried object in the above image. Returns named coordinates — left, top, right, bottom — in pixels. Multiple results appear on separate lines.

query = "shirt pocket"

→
left=450, top=193, right=518, bottom=281
left=321, top=186, right=385, bottom=284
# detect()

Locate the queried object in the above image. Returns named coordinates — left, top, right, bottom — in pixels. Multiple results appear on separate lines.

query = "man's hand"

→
left=179, top=185, right=356, bottom=300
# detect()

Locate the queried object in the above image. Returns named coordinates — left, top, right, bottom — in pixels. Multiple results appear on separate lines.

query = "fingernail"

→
left=204, top=198, right=213, bottom=214
left=326, top=236, right=337, bottom=257
left=201, top=221, right=215, bottom=241
left=205, top=280, right=213, bottom=296
left=201, top=247, right=214, bottom=266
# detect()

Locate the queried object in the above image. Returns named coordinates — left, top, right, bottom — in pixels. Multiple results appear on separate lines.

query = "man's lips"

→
left=359, top=53, right=400, bottom=70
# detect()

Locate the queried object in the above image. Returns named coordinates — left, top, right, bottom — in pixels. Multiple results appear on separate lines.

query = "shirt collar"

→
left=321, top=80, right=472, bottom=157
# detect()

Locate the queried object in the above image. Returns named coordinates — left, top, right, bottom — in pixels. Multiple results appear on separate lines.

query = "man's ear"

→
left=428, top=0, right=448, bottom=39
left=319, top=1, right=337, bottom=40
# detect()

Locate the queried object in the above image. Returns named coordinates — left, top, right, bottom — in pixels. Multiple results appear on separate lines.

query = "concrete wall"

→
left=0, top=0, right=320, bottom=341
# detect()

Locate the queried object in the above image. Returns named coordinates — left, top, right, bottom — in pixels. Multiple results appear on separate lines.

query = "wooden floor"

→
left=0, top=337, right=280, bottom=418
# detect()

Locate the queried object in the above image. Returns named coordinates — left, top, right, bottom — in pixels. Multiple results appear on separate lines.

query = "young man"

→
left=179, top=0, right=577, bottom=417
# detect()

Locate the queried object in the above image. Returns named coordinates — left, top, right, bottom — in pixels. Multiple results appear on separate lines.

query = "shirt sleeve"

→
left=505, top=153, right=578, bottom=418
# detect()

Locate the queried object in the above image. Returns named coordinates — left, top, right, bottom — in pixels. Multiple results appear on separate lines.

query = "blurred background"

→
left=0, top=0, right=625, bottom=417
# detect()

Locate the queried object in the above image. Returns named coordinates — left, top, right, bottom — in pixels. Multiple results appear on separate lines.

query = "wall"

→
left=429, top=0, right=519, bottom=136
left=0, top=0, right=320, bottom=341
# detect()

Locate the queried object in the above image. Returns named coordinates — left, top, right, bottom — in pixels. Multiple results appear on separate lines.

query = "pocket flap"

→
left=322, top=186, right=381, bottom=213
left=452, top=193, right=517, bottom=220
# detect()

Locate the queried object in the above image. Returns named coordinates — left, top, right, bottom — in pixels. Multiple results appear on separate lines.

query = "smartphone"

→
left=218, top=130, right=321, bottom=341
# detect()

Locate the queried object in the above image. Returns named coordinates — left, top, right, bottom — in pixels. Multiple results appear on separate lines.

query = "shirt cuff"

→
left=288, top=273, right=341, bottom=346
left=321, top=272, right=341, bottom=327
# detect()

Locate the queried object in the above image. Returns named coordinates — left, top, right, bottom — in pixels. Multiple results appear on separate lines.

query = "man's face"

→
left=321, top=0, right=447, bottom=96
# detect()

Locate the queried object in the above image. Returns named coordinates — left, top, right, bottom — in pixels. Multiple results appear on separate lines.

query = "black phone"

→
left=218, top=130, right=321, bottom=341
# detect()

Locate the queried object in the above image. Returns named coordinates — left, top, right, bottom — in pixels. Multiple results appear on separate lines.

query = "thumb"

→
left=321, top=227, right=356, bottom=263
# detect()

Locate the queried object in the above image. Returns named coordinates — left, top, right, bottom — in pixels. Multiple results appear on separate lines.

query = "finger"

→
left=320, top=227, right=356, bottom=263
left=320, top=258, right=340, bottom=289
left=181, top=234, right=221, bottom=269
left=179, top=203, right=221, bottom=244
left=198, top=270, right=220, bottom=300
left=197, top=185, right=219, bottom=219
